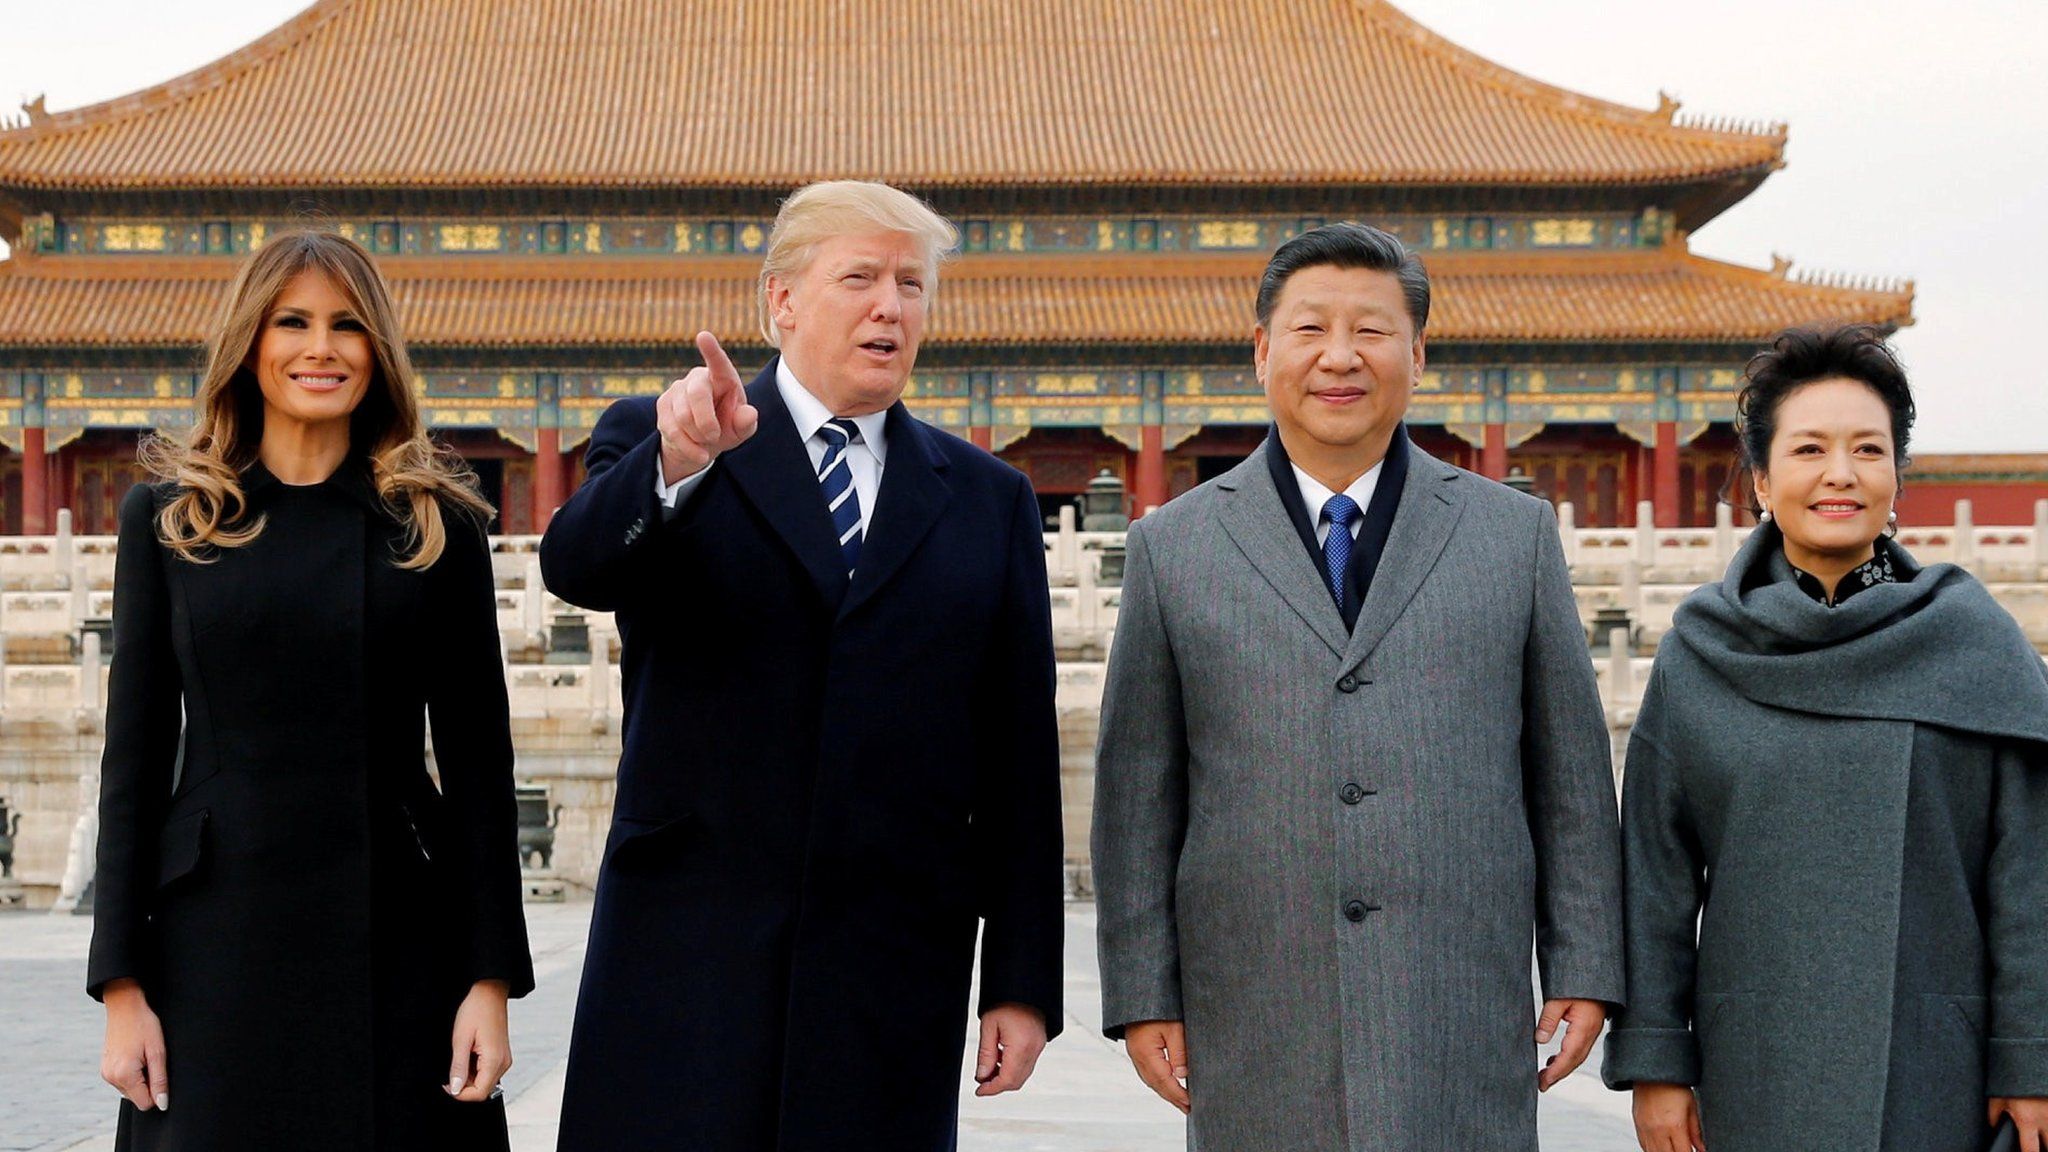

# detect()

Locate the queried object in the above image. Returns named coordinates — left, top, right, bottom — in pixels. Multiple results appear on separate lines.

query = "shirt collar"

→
left=1790, top=536, right=1899, bottom=608
left=776, top=358, right=889, bottom=464
left=1290, top=459, right=1384, bottom=524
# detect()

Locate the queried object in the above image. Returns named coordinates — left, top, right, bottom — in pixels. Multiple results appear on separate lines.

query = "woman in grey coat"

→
left=1603, top=324, right=2048, bottom=1152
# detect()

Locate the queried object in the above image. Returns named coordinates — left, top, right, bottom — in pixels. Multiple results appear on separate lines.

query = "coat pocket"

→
left=604, top=812, right=698, bottom=872
left=155, top=809, right=211, bottom=890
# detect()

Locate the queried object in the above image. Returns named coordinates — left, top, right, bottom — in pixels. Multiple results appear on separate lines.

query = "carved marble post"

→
left=1064, top=502, right=1081, bottom=578
left=1605, top=628, right=1636, bottom=705
left=1954, top=499, right=1976, bottom=567
left=523, top=557, right=545, bottom=644
left=587, top=641, right=609, bottom=732
left=1634, top=500, right=1658, bottom=569
left=52, top=765, right=98, bottom=914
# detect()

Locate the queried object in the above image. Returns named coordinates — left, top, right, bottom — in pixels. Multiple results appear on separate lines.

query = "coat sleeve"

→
left=1520, top=498, right=1625, bottom=1006
left=1090, top=519, right=1190, bottom=1039
left=1986, top=741, right=2048, bottom=1096
left=428, top=511, right=536, bottom=997
left=971, top=475, right=1066, bottom=1039
left=87, top=485, right=184, bottom=999
left=538, top=397, right=668, bottom=612
left=1601, top=662, right=1707, bottom=1089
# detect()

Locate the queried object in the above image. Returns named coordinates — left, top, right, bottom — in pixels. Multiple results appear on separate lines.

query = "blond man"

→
left=544, top=182, right=1063, bottom=1151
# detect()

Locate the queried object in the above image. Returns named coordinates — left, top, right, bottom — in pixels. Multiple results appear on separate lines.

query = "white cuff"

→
left=657, top=458, right=712, bottom=510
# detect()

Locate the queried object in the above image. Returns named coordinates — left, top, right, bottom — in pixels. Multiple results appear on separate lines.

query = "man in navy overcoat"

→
left=544, top=182, right=1064, bottom=1151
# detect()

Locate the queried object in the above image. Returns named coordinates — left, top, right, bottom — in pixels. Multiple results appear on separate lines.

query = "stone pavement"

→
left=0, top=902, right=1639, bottom=1151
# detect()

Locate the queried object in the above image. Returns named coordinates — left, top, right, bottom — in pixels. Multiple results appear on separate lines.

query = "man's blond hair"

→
left=757, top=181, right=959, bottom=346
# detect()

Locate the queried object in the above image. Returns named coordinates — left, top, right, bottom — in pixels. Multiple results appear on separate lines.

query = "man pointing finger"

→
left=544, top=181, right=1065, bottom=1152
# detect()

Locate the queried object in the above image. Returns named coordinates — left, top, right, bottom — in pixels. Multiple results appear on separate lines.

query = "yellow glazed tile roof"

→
left=0, top=0, right=1783, bottom=191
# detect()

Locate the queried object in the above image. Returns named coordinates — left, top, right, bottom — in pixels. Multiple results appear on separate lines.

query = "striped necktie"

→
left=1321, top=494, right=1360, bottom=617
left=816, top=418, right=864, bottom=572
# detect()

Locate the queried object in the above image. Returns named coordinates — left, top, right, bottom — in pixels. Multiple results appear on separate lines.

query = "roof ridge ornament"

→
left=1655, top=91, right=1681, bottom=123
left=1770, top=253, right=1793, bottom=279
left=1, top=94, right=48, bottom=133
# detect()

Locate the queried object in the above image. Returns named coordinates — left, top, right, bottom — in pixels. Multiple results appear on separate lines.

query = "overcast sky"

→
left=4, top=0, right=2044, bottom=452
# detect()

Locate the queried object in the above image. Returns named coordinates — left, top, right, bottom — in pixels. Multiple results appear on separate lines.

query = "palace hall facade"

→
left=0, top=0, right=1915, bottom=535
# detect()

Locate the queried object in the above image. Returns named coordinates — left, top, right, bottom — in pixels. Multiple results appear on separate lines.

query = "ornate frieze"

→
left=0, top=361, right=1743, bottom=443
left=43, top=209, right=1676, bottom=258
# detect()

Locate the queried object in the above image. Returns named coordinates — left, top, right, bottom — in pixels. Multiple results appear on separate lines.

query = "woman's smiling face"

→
left=249, top=269, right=375, bottom=439
left=1752, top=376, right=1899, bottom=572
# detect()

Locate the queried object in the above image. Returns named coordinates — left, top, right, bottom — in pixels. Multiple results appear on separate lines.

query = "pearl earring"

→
left=1759, top=507, right=1772, bottom=523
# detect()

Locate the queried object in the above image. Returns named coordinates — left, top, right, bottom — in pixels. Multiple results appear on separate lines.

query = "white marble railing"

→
left=1558, top=498, right=2048, bottom=581
left=3, top=498, right=2042, bottom=721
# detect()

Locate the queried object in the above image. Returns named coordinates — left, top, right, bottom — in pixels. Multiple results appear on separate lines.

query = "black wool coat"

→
left=88, top=465, right=535, bottom=1152
left=544, top=363, right=1065, bottom=1152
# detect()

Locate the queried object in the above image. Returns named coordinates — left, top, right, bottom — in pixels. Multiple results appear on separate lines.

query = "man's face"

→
left=766, top=229, right=930, bottom=416
left=1254, top=264, right=1423, bottom=459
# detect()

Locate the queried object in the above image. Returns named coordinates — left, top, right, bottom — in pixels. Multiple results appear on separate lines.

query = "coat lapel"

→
left=839, top=403, right=951, bottom=619
left=1340, top=444, right=1466, bottom=674
left=718, top=361, right=851, bottom=607
left=1214, top=453, right=1348, bottom=659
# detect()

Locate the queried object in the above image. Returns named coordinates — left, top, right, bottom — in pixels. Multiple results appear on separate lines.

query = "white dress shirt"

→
left=657, top=361, right=890, bottom=538
left=1291, top=460, right=1384, bottom=546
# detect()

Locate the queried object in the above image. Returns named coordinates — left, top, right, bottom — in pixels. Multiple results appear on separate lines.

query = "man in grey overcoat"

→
left=1092, top=223, right=1625, bottom=1150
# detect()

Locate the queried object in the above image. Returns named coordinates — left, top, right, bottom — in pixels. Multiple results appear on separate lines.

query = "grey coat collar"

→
left=1214, top=438, right=1465, bottom=670
left=1671, top=520, right=2048, bottom=746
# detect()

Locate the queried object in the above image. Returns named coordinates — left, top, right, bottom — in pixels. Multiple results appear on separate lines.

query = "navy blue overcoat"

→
left=544, top=362, right=1064, bottom=1152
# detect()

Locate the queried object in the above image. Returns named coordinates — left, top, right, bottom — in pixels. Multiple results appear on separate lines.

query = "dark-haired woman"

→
left=90, top=231, right=533, bottom=1151
left=1603, top=324, right=2048, bottom=1152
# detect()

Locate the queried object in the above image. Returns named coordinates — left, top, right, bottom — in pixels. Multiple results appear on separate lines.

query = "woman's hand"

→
left=101, top=978, right=169, bottom=1113
left=447, top=979, right=512, bottom=1103
left=1633, top=1081, right=1705, bottom=1152
left=1991, top=1097, right=2048, bottom=1151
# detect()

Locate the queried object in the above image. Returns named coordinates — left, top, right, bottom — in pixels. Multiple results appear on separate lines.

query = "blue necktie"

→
left=817, top=418, right=864, bottom=572
left=1322, top=494, right=1360, bottom=616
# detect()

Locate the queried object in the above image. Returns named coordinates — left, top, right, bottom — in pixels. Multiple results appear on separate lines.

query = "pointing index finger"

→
left=696, top=331, right=742, bottom=390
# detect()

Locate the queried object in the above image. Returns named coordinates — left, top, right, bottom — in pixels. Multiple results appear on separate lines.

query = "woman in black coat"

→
left=1604, top=325, right=2048, bottom=1152
left=89, top=231, right=534, bottom=1151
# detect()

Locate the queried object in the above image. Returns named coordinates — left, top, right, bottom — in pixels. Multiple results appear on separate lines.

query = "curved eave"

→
left=0, top=249, right=1913, bottom=354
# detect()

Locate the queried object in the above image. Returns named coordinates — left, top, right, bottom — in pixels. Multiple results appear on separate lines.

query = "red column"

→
left=1653, top=421, right=1681, bottom=528
left=1133, top=424, right=1168, bottom=517
left=54, top=447, right=74, bottom=531
left=968, top=425, right=992, bottom=451
left=532, top=427, right=565, bottom=533
left=20, top=427, right=47, bottom=535
left=1480, top=423, right=1507, bottom=481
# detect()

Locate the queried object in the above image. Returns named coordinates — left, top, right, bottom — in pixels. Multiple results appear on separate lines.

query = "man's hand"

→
left=101, top=978, right=169, bottom=1114
left=1121, top=1019, right=1190, bottom=1114
left=1991, top=1097, right=2048, bottom=1152
left=972, top=1003, right=1047, bottom=1096
left=446, top=980, right=513, bottom=1103
left=1536, top=997, right=1605, bottom=1091
left=1633, top=1081, right=1705, bottom=1151
left=657, top=331, right=759, bottom=486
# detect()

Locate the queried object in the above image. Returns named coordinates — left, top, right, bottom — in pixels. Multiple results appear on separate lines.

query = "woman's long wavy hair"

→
left=141, top=230, right=492, bottom=568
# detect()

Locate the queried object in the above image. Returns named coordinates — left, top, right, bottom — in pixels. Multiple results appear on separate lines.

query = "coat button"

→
left=1337, top=674, right=1360, bottom=693
left=1340, top=782, right=1366, bottom=804
left=1344, top=900, right=1369, bottom=923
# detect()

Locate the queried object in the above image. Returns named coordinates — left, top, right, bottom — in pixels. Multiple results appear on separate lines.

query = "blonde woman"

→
left=88, top=231, right=533, bottom=1152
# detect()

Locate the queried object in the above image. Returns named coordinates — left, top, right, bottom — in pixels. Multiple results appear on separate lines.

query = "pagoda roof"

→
left=0, top=250, right=1913, bottom=350
left=0, top=0, right=1782, bottom=202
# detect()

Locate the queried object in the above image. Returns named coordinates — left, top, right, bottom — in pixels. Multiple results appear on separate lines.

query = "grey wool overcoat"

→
left=1603, top=526, right=2048, bottom=1152
left=1093, top=439, right=1625, bottom=1151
